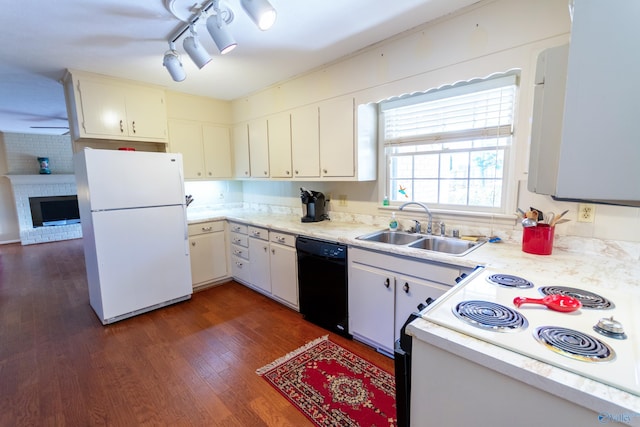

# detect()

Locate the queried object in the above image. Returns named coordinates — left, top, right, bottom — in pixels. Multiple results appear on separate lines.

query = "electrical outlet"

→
left=338, top=195, right=348, bottom=207
left=577, top=204, right=595, bottom=223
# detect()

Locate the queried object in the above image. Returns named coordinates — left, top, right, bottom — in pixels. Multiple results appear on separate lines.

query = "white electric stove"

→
left=422, top=267, right=640, bottom=397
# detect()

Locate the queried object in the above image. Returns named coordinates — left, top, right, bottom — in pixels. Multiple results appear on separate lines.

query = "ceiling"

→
left=0, top=0, right=479, bottom=135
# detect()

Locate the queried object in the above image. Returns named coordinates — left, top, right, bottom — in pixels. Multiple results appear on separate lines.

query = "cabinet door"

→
left=348, top=263, right=395, bottom=353
left=189, top=231, right=228, bottom=287
left=168, top=120, right=205, bottom=179
left=202, top=125, right=232, bottom=178
left=77, top=79, right=128, bottom=137
left=125, top=86, right=168, bottom=140
left=232, top=124, right=250, bottom=178
left=291, top=105, right=320, bottom=178
left=319, top=97, right=355, bottom=178
left=249, top=238, right=271, bottom=293
left=248, top=120, right=270, bottom=178
left=268, top=113, right=293, bottom=178
left=394, top=275, right=449, bottom=342
left=270, top=243, right=298, bottom=308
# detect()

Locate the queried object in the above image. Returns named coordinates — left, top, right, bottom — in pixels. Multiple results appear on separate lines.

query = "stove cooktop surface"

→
left=422, top=268, right=640, bottom=397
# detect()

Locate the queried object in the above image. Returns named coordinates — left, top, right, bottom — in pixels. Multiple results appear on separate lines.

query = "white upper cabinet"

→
left=267, top=113, right=292, bottom=178
left=319, top=97, right=355, bottom=178
left=168, top=120, right=232, bottom=180
left=291, top=105, right=320, bottom=178
left=231, top=97, right=376, bottom=181
left=168, top=120, right=205, bottom=179
left=63, top=70, right=168, bottom=143
left=202, top=124, right=232, bottom=178
left=232, top=124, right=251, bottom=178
left=248, top=119, right=270, bottom=178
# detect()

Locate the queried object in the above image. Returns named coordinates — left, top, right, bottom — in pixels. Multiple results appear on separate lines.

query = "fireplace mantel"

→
left=5, top=174, right=76, bottom=185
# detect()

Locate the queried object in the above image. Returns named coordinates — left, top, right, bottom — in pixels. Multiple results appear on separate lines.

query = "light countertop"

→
left=189, top=208, right=640, bottom=419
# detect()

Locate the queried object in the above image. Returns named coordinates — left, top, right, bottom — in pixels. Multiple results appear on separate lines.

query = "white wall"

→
left=234, top=0, right=640, bottom=243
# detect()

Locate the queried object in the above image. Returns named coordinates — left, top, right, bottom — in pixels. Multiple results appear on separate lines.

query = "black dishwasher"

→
left=296, top=236, right=350, bottom=338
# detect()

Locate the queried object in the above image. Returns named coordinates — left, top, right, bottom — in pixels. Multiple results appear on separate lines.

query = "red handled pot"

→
left=513, top=295, right=582, bottom=312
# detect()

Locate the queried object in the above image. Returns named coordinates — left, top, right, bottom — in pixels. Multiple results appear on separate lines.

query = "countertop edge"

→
left=407, top=318, right=640, bottom=417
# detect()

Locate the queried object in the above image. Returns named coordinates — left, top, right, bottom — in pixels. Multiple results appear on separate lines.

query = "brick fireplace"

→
left=6, top=174, right=82, bottom=245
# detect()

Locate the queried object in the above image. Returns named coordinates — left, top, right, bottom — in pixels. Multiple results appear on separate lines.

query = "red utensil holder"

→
left=522, top=224, right=555, bottom=255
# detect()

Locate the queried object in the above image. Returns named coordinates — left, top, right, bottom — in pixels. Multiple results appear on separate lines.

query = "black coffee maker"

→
left=300, top=187, right=327, bottom=222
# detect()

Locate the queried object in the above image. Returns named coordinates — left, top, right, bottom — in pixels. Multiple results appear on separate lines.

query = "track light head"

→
left=206, top=14, right=237, bottom=55
left=183, top=28, right=212, bottom=69
left=163, top=46, right=186, bottom=82
left=240, top=0, right=277, bottom=31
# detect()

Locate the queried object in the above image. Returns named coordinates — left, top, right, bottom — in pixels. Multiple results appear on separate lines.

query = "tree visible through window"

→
left=382, top=73, right=518, bottom=213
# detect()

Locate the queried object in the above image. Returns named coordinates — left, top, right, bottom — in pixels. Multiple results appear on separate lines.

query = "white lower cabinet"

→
left=249, top=226, right=271, bottom=293
left=229, top=222, right=298, bottom=310
left=348, top=247, right=470, bottom=355
left=188, top=221, right=228, bottom=289
left=269, top=232, right=298, bottom=308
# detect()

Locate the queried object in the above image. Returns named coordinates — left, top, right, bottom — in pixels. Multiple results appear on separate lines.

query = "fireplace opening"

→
left=29, top=195, right=81, bottom=227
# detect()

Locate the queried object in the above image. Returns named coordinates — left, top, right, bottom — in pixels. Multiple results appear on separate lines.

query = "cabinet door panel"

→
left=78, top=79, right=128, bottom=137
left=248, top=120, right=270, bottom=178
left=270, top=243, right=298, bottom=307
left=125, top=86, right=168, bottom=140
left=348, top=264, right=395, bottom=352
left=319, top=97, right=354, bottom=177
left=394, top=276, right=449, bottom=342
left=203, top=125, right=232, bottom=178
left=168, top=120, right=204, bottom=179
left=232, top=124, right=250, bottom=178
left=291, top=105, right=320, bottom=178
left=268, top=114, right=292, bottom=178
left=249, top=238, right=271, bottom=292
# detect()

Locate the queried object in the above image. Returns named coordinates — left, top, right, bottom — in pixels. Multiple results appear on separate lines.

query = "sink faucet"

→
left=399, top=201, right=433, bottom=234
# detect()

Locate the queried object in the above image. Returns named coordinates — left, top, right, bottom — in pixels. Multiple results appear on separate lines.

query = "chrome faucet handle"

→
left=439, top=222, right=445, bottom=237
left=412, top=219, right=421, bottom=234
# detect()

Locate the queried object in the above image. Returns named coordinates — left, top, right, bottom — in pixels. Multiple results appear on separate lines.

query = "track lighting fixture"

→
left=240, top=0, right=277, bottom=31
left=183, top=26, right=212, bottom=69
left=163, top=43, right=186, bottom=82
left=206, top=8, right=237, bottom=54
left=163, top=0, right=277, bottom=81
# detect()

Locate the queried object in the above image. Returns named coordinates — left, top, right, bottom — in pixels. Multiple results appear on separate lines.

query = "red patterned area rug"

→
left=256, top=335, right=397, bottom=426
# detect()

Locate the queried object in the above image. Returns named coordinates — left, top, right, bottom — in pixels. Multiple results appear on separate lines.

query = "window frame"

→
left=379, top=72, right=520, bottom=216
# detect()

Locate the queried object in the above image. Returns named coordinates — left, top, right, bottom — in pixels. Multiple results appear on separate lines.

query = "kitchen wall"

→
left=234, top=0, right=640, bottom=243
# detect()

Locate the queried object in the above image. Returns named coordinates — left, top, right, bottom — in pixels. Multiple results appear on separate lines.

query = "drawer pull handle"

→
left=384, top=278, right=390, bottom=288
left=191, top=242, right=196, bottom=247
left=403, top=282, right=410, bottom=293
left=202, top=226, right=212, bottom=232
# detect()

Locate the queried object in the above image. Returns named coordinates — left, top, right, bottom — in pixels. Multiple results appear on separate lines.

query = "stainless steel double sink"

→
left=355, top=230, right=484, bottom=256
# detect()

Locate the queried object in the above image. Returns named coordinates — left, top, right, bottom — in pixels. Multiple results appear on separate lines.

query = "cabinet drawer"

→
left=229, top=222, right=248, bottom=234
left=248, top=226, right=269, bottom=240
left=270, top=231, right=296, bottom=247
left=230, top=232, right=249, bottom=248
left=188, top=221, right=224, bottom=236
left=231, top=255, right=251, bottom=282
left=231, top=244, right=249, bottom=260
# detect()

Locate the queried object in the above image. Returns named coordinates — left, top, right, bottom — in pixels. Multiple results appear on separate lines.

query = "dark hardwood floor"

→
left=0, top=239, right=394, bottom=426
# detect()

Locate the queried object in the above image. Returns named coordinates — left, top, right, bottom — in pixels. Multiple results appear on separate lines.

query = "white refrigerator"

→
left=75, top=148, right=192, bottom=324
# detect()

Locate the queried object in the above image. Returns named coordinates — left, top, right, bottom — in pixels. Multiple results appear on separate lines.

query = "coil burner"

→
left=486, top=274, right=534, bottom=289
left=538, top=286, right=614, bottom=310
left=534, top=326, right=616, bottom=362
left=453, top=300, right=528, bottom=332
